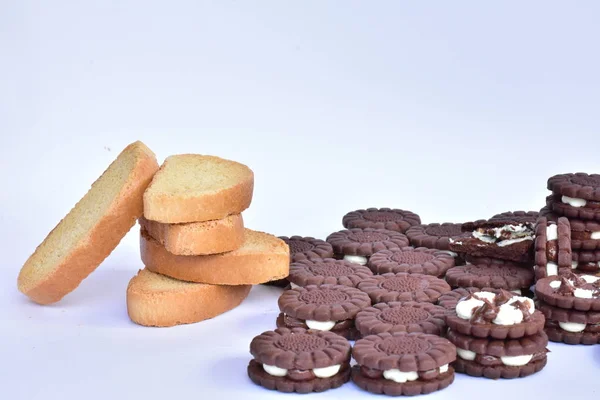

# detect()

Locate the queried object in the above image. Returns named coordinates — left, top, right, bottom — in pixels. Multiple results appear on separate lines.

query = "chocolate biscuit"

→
left=280, top=236, right=334, bottom=263
left=489, top=211, right=540, bottom=224
left=288, top=258, right=373, bottom=288
left=540, top=206, right=600, bottom=250
left=544, top=320, right=600, bottom=345
left=453, top=356, right=547, bottom=379
left=367, top=247, right=454, bottom=277
left=326, top=228, right=409, bottom=259
left=445, top=258, right=534, bottom=291
left=535, top=273, right=600, bottom=311
left=547, top=194, right=600, bottom=221
left=357, top=273, right=451, bottom=304
left=248, top=327, right=351, bottom=393
left=351, top=332, right=456, bottom=396
left=572, top=249, right=600, bottom=263
left=355, top=301, right=448, bottom=336
left=277, top=284, right=371, bottom=340
left=342, top=208, right=421, bottom=233
left=447, top=329, right=548, bottom=357
left=405, top=223, right=470, bottom=251
left=548, top=172, right=600, bottom=201
left=534, top=217, right=572, bottom=280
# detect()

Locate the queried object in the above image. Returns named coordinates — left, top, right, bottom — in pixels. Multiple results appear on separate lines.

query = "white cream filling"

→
left=290, top=282, right=301, bottom=289
left=581, top=275, right=600, bottom=283
left=562, top=195, right=587, bottom=208
left=439, top=364, right=449, bottom=373
left=572, top=261, right=579, bottom=269
left=456, top=348, right=476, bottom=360
left=343, top=255, right=368, bottom=265
left=546, top=262, right=558, bottom=276
left=546, top=224, right=558, bottom=241
left=262, top=363, right=342, bottom=378
left=382, top=369, right=419, bottom=383
left=473, top=224, right=533, bottom=247
left=473, top=231, right=497, bottom=243
left=456, top=292, right=535, bottom=325
left=550, top=280, right=562, bottom=289
left=511, top=289, right=522, bottom=295
left=574, top=288, right=594, bottom=299
left=591, top=232, right=600, bottom=240
left=306, top=320, right=337, bottom=331
left=439, top=250, right=459, bottom=257
left=456, top=298, right=484, bottom=319
left=559, top=322, right=587, bottom=333
left=501, top=354, right=534, bottom=367
left=497, top=236, right=533, bottom=247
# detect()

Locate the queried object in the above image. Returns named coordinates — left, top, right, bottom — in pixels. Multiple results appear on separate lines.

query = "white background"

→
left=2, top=1, right=599, bottom=398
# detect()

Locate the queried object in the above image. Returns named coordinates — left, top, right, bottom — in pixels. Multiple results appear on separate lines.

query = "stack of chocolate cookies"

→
left=444, top=289, right=549, bottom=379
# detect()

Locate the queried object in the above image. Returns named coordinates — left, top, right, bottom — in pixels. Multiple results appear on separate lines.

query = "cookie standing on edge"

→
left=351, top=332, right=456, bottom=396
left=367, top=247, right=455, bottom=277
left=534, top=217, right=572, bottom=280
left=445, top=258, right=534, bottom=293
left=277, top=284, right=371, bottom=340
left=248, top=328, right=351, bottom=393
left=357, top=273, right=451, bottom=304
left=540, top=206, right=600, bottom=251
left=326, top=228, right=409, bottom=266
left=355, top=301, right=448, bottom=337
left=342, top=208, right=421, bottom=233
left=288, top=258, right=373, bottom=289
left=405, top=223, right=470, bottom=264
left=547, top=173, right=600, bottom=221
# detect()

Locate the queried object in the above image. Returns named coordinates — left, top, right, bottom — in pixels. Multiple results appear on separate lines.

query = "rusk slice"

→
left=18, top=141, right=159, bottom=305
left=127, top=269, right=251, bottom=327
left=141, top=228, right=290, bottom=285
left=143, top=154, right=254, bottom=223
left=139, top=214, right=245, bottom=255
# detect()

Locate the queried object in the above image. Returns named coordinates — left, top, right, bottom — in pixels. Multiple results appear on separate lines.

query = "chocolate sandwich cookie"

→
left=355, top=301, right=448, bottom=337
left=277, top=284, right=371, bottom=340
left=489, top=211, right=540, bottom=224
left=445, top=290, right=545, bottom=339
left=448, top=219, right=535, bottom=263
left=540, top=206, right=600, bottom=250
left=535, top=273, right=600, bottom=311
left=437, top=287, right=500, bottom=311
left=326, top=228, right=409, bottom=266
left=248, top=327, right=351, bottom=393
left=342, top=208, right=421, bottom=233
left=288, top=258, right=373, bottom=289
left=445, top=258, right=534, bottom=292
left=405, top=222, right=470, bottom=253
left=351, top=332, right=456, bottom=396
left=547, top=173, right=600, bottom=221
left=536, top=301, right=600, bottom=345
left=357, top=273, right=451, bottom=304
left=534, top=217, right=572, bottom=280
left=447, top=330, right=548, bottom=379
left=265, top=236, right=335, bottom=287
left=367, top=247, right=455, bottom=277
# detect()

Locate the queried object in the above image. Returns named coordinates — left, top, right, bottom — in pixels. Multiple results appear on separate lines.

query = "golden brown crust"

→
left=141, top=228, right=290, bottom=285
left=17, top=142, right=159, bottom=305
left=139, top=214, right=245, bottom=255
left=126, top=269, right=251, bottom=327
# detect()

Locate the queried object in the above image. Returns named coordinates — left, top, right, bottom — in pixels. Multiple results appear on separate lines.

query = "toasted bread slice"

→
left=141, top=228, right=289, bottom=285
left=127, top=268, right=251, bottom=327
left=139, top=214, right=245, bottom=255
left=18, top=141, right=159, bottom=304
left=143, top=154, right=254, bottom=223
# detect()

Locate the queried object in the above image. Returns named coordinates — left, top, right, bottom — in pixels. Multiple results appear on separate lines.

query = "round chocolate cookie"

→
left=367, top=247, right=454, bottom=277
left=342, top=208, right=421, bottom=233
left=288, top=258, right=373, bottom=288
left=535, top=273, right=600, bottom=311
left=534, top=217, right=572, bottom=280
left=489, top=211, right=540, bottom=224
left=355, top=301, right=448, bottom=337
left=546, top=194, right=600, bottom=221
left=357, top=273, right=451, bottom=304
left=453, top=354, right=547, bottom=379
left=277, top=284, right=371, bottom=340
left=445, top=258, right=534, bottom=291
left=537, top=301, right=600, bottom=343
left=280, top=236, right=334, bottom=263
left=351, top=332, right=456, bottom=396
left=448, top=329, right=548, bottom=358
left=572, top=249, right=600, bottom=263
left=405, top=223, right=470, bottom=251
left=548, top=172, right=600, bottom=201
left=326, top=228, right=409, bottom=258
left=437, top=287, right=500, bottom=311
left=248, top=327, right=351, bottom=393
left=540, top=206, right=600, bottom=250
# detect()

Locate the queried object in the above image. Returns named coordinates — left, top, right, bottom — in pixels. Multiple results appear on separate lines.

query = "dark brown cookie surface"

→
left=357, top=273, right=451, bottom=304
left=288, top=258, right=373, bottom=288
left=367, top=247, right=454, bottom=277
left=534, top=217, right=572, bottom=280
left=278, top=284, right=371, bottom=321
left=489, top=211, right=540, bottom=224
left=355, top=301, right=448, bottom=336
left=535, top=274, right=600, bottom=311
left=405, top=223, right=470, bottom=251
left=453, top=356, right=547, bottom=379
left=544, top=320, right=600, bottom=345
left=540, top=206, right=600, bottom=250
left=536, top=301, right=600, bottom=324
left=445, top=259, right=534, bottom=290
left=447, top=329, right=548, bottom=357
left=342, top=208, right=421, bottom=233
left=572, top=249, right=600, bottom=263
left=547, top=195, right=600, bottom=221
left=326, top=228, right=409, bottom=257
left=279, top=236, right=334, bottom=263
left=351, top=366, right=455, bottom=396
left=548, top=173, right=600, bottom=201
left=446, top=311, right=545, bottom=339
